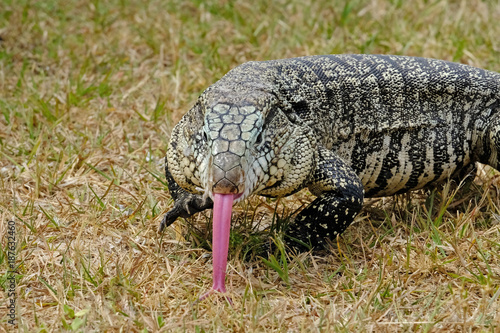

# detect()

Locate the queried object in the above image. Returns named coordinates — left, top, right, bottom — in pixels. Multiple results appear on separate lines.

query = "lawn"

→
left=1, top=0, right=500, bottom=331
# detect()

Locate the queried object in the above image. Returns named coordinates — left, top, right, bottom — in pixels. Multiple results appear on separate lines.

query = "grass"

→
left=0, top=0, right=500, bottom=331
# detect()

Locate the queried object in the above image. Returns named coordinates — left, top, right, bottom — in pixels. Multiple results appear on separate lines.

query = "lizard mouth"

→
left=232, top=192, right=243, bottom=200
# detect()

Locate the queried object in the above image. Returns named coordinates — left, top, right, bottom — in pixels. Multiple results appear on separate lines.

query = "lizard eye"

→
left=255, top=131, right=264, bottom=145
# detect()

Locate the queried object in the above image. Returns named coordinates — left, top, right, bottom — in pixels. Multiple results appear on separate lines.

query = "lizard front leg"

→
left=287, top=147, right=364, bottom=250
left=159, top=157, right=213, bottom=232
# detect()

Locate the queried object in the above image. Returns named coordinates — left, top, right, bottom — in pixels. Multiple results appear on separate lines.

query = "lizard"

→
left=159, top=54, right=500, bottom=295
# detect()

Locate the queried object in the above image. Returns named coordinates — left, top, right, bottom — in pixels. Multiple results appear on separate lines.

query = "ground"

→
left=0, top=0, right=500, bottom=331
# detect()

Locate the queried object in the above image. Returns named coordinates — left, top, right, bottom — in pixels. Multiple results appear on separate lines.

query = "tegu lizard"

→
left=160, top=54, right=500, bottom=296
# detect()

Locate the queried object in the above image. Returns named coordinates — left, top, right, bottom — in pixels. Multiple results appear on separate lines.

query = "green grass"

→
left=1, top=0, right=500, bottom=331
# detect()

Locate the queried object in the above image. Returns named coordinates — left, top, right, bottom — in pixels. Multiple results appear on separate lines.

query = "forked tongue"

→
left=199, top=193, right=234, bottom=301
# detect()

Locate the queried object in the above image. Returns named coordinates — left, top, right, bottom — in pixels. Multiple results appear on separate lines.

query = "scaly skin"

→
left=161, top=54, right=500, bottom=249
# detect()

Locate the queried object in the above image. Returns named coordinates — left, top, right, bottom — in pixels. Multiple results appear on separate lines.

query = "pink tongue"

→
left=211, top=193, right=234, bottom=293
left=199, top=193, right=234, bottom=300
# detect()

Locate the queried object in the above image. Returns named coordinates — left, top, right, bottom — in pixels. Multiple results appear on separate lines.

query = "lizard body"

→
left=162, top=54, right=500, bottom=249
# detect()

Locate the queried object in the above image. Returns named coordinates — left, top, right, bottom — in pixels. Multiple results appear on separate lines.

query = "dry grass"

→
left=1, top=0, right=500, bottom=331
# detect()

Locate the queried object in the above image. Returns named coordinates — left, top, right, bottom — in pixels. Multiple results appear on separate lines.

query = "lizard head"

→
left=200, top=86, right=288, bottom=202
left=167, top=84, right=298, bottom=203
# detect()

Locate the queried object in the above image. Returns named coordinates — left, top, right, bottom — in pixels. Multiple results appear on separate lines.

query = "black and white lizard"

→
left=160, top=54, right=500, bottom=296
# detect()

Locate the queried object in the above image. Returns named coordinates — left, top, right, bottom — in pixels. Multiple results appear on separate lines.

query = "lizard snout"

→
left=211, top=151, right=246, bottom=194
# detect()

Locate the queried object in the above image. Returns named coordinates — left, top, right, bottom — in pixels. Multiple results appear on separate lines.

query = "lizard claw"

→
left=158, top=193, right=214, bottom=233
left=159, top=210, right=178, bottom=232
